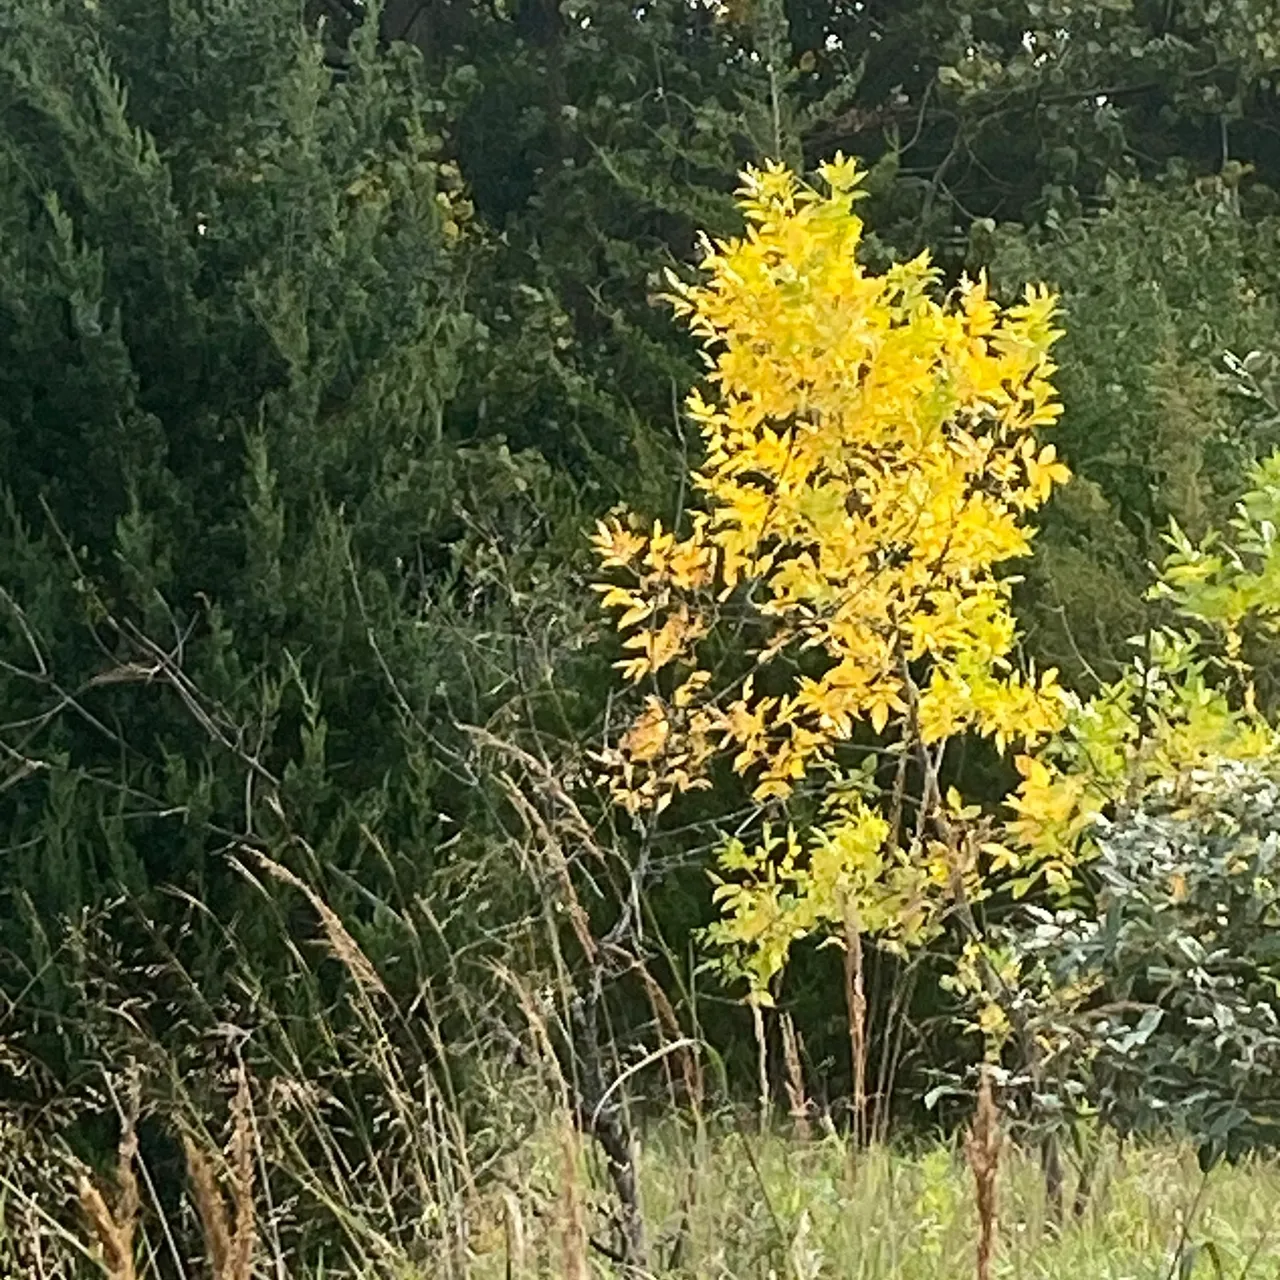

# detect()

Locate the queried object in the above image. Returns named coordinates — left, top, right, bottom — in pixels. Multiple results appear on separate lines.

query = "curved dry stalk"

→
left=183, top=1071, right=257, bottom=1280
left=77, top=1086, right=140, bottom=1280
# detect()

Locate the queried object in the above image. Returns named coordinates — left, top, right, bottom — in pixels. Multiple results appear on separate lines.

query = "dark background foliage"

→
left=6, top=0, right=1280, bottom=1163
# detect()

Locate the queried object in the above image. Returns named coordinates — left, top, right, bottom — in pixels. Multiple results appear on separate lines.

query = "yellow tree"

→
left=592, top=157, right=1070, bottom=1132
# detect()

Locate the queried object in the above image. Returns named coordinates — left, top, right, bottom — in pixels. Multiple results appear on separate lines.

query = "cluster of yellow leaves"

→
left=592, top=157, right=1070, bottom=824
left=592, top=518, right=718, bottom=812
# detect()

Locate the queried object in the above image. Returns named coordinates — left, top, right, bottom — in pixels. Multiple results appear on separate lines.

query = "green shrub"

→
left=1014, top=758, right=1280, bottom=1165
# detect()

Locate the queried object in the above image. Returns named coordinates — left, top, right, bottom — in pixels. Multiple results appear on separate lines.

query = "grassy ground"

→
left=5, top=1094, right=1279, bottom=1278
left=466, top=1126, right=1280, bottom=1280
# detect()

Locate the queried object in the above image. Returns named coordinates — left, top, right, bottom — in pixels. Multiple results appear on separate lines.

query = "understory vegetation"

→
left=4, top=0, right=1280, bottom=1275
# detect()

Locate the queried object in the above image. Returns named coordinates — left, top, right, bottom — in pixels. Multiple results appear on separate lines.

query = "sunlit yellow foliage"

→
left=591, top=157, right=1072, bottom=994
left=593, top=158, right=1067, bottom=800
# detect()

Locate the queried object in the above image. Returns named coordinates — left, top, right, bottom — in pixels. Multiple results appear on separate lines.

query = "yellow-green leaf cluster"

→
left=1154, top=449, right=1280, bottom=650
left=704, top=785, right=952, bottom=999
left=1005, top=453, right=1280, bottom=873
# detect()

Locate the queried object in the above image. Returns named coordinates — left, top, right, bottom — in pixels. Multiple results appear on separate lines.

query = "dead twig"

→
left=965, top=1070, right=1002, bottom=1280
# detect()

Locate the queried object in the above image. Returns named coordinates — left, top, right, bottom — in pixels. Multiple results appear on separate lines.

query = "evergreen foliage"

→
left=0, top=0, right=578, bottom=1062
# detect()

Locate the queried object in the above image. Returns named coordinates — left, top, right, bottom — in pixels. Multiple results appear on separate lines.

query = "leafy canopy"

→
left=592, top=158, right=1070, bottom=994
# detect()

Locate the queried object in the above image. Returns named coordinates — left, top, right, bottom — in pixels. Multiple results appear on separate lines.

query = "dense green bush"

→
left=1009, top=759, right=1280, bottom=1166
left=0, top=0, right=590, bottom=1071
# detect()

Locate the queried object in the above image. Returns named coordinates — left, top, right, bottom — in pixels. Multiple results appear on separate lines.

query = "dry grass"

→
left=181, top=1070, right=256, bottom=1280
left=1, top=836, right=1273, bottom=1280
left=76, top=1093, right=139, bottom=1280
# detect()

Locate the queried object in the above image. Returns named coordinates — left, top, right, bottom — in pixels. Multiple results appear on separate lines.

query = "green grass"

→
left=5, top=1080, right=1279, bottom=1278
left=464, top=1125, right=1280, bottom=1280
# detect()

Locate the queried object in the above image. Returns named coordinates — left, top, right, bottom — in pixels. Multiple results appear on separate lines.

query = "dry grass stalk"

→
left=841, top=906, right=868, bottom=1148
left=501, top=1188, right=527, bottom=1280
left=608, top=943, right=704, bottom=1113
left=495, top=773, right=599, bottom=964
left=183, top=1071, right=257, bottom=1280
left=183, top=1139, right=231, bottom=1276
left=556, top=1115, right=590, bottom=1280
left=779, top=1012, right=810, bottom=1141
left=750, top=997, right=770, bottom=1132
left=965, top=1070, right=1002, bottom=1280
left=77, top=1089, right=140, bottom=1280
left=245, top=849, right=389, bottom=1000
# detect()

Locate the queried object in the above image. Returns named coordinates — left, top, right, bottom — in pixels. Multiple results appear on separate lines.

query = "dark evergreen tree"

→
left=0, top=0, right=590, bottom=1063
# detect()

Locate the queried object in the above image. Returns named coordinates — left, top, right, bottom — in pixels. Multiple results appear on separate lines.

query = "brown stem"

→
left=965, top=1070, right=1002, bottom=1280
left=842, top=905, right=868, bottom=1148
